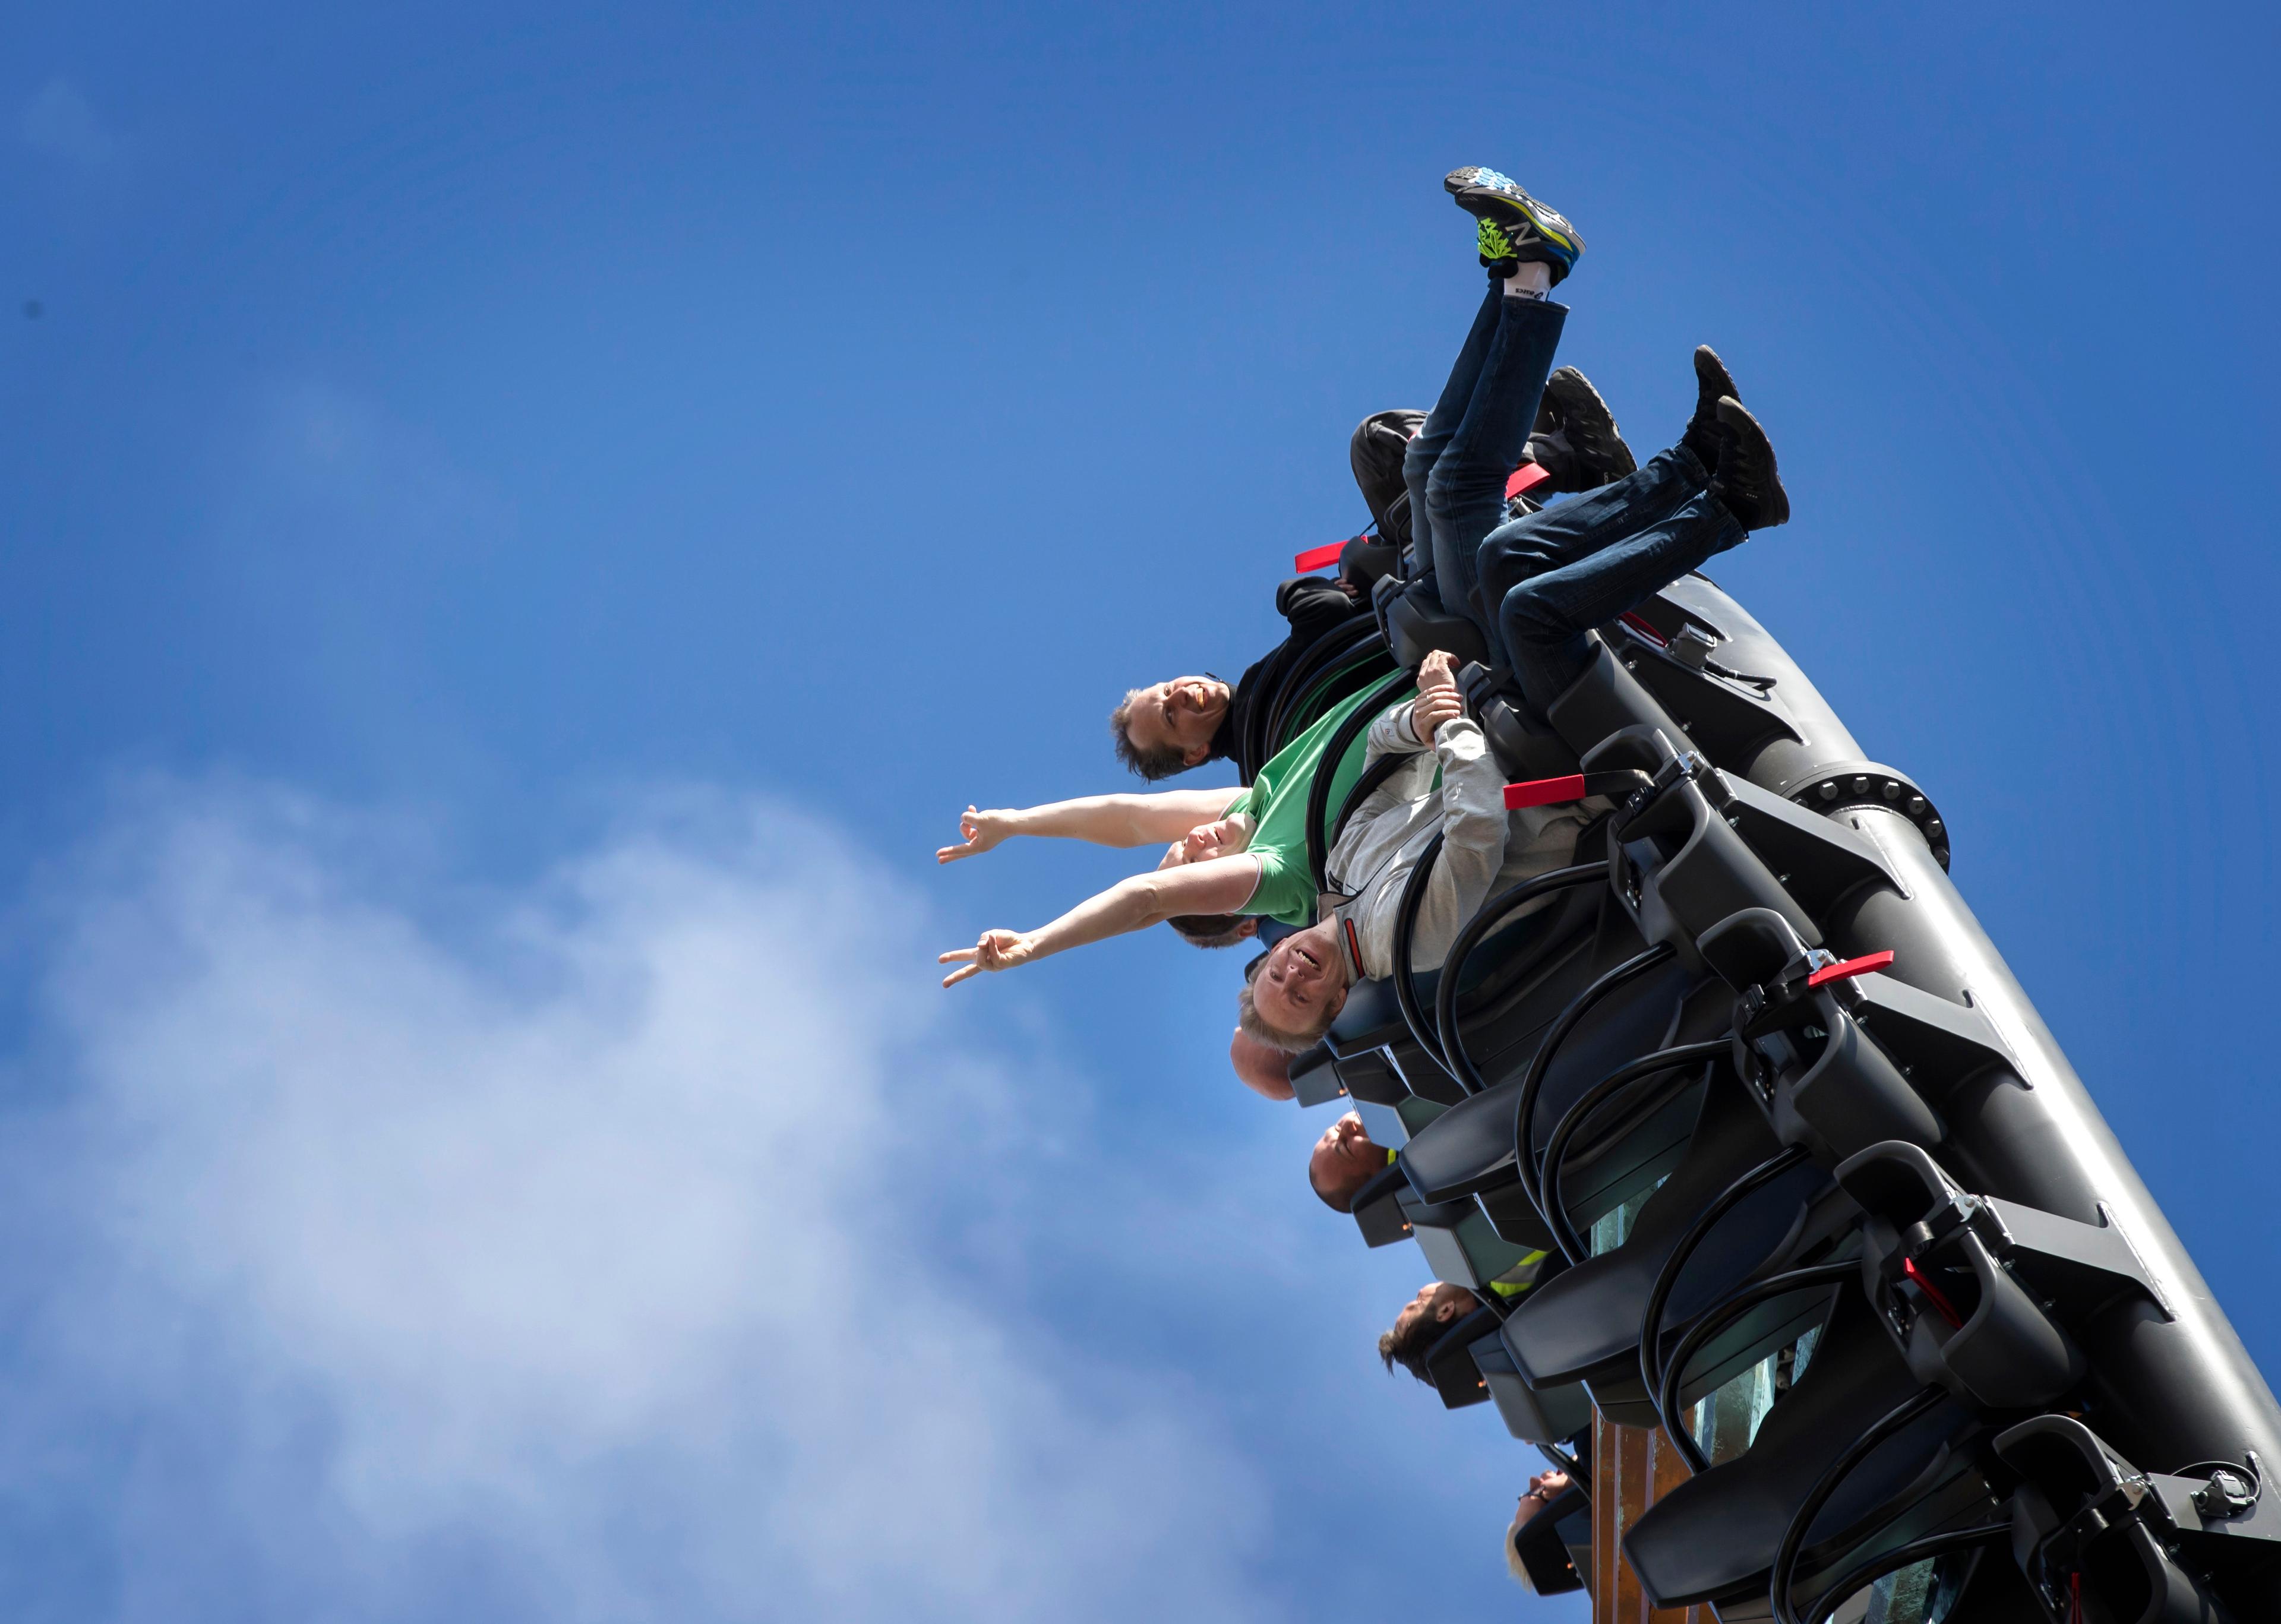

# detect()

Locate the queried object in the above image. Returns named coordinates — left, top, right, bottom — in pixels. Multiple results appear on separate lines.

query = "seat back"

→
left=1621, top=1284, right=1978, bottom=1610
left=1509, top=1480, right=1593, bottom=1593
left=1382, top=574, right=1492, bottom=669
left=1476, top=1331, right=1594, bottom=1448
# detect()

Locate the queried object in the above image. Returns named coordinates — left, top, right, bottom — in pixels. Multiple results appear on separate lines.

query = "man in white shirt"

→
left=1239, top=649, right=1597, bottom=1052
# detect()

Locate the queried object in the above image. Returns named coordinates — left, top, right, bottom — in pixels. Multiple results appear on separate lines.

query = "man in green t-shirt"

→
left=933, top=675, right=1449, bottom=990
left=1186, top=674, right=1418, bottom=928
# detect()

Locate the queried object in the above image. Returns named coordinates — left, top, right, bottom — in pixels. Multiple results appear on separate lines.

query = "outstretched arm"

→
left=939, top=854, right=1260, bottom=986
left=937, top=788, right=1244, bottom=863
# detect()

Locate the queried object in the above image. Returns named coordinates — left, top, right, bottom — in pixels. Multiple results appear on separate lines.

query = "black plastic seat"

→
left=1407, top=1189, right=1547, bottom=1296
left=1381, top=574, right=1492, bottom=670
left=1328, top=1000, right=1464, bottom=1106
left=1510, top=1480, right=1593, bottom=1594
left=1326, top=974, right=1410, bottom=1051
left=1542, top=636, right=1693, bottom=761
left=1325, top=898, right=1587, bottom=1054
left=1422, top=1302, right=1505, bottom=1408
left=1398, top=952, right=1705, bottom=1205
left=1326, top=1045, right=1405, bottom=1108
left=1473, top=965, right=1720, bottom=1251
left=1621, top=1284, right=1979, bottom=1609
left=1503, top=1069, right=1830, bottom=1400
left=1452, top=656, right=1576, bottom=766
left=1274, top=640, right=1397, bottom=751
left=1474, top=1329, right=1593, bottom=1446
left=1325, top=870, right=1623, bottom=1121
left=1249, top=615, right=1382, bottom=775
left=1288, top=1042, right=1344, bottom=1107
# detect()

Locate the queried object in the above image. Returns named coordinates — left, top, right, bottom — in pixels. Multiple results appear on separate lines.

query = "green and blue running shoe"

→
left=1443, top=167, right=1584, bottom=283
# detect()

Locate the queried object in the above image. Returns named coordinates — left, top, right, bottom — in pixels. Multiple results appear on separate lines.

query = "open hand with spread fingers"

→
left=1409, top=648, right=1467, bottom=741
left=937, top=806, right=1015, bottom=864
left=939, top=928, right=1036, bottom=987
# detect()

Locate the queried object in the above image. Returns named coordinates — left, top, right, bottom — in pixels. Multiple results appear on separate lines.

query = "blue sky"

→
left=2, top=4, right=2277, bottom=1620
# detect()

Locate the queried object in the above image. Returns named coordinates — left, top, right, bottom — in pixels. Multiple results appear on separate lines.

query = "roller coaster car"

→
left=1624, top=1281, right=1986, bottom=1613
left=1344, top=885, right=1714, bottom=1259
left=1502, top=1066, right=1846, bottom=1425
left=1396, top=931, right=1706, bottom=1211
left=1267, top=555, right=2281, bottom=1620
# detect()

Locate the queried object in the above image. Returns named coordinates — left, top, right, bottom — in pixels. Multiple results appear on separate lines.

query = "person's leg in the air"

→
left=1401, top=283, right=1508, bottom=585
left=1473, top=447, right=1698, bottom=620
left=1470, top=347, right=1739, bottom=677
left=1474, top=347, right=1737, bottom=603
left=1399, top=169, right=1584, bottom=611
left=1423, top=287, right=1566, bottom=617
left=1498, top=394, right=1791, bottom=713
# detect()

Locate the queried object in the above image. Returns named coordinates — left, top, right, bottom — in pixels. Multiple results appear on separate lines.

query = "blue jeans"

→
left=1473, top=446, right=1746, bottom=710
left=1401, top=287, right=1568, bottom=617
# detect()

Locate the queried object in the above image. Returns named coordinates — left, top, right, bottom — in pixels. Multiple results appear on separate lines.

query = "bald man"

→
left=1309, top=1111, right=1394, bottom=1211
left=1230, top=1028, right=1296, bottom=1101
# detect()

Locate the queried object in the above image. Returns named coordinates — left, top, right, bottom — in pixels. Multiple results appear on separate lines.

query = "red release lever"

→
left=1903, top=1255, right=1966, bottom=1329
left=1505, top=775, right=1587, bottom=810
left=1293, top=540, right=1348, bottom=573
left=1618, top=610, right=1669, bottom=647
left=1806, top=950, right=1895, bottom=988
left=1506, top=461, right=1553, bottom=500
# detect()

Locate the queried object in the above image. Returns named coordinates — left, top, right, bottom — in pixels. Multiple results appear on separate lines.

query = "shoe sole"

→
left=1444, top=168, right=1584, bottom=259
left=1543, top=368, right=1636, bottom=478
left=1545, top=367, right=1618, bottom=434
left=1694, top=345, right=1739, bottom=406
left=1714, top=396, right=1790, bottom=527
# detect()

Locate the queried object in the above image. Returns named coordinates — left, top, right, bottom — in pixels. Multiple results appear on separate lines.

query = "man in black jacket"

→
left=1107, top=402, right=1420, bottom=783
left=1108, top=572, right=1371, bottom=783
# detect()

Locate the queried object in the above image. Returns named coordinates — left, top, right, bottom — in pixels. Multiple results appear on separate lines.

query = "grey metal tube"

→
left=1679, top=577, right=2281, bottom=1484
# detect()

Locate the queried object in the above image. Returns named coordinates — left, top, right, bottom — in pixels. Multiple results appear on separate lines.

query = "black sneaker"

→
left=1518, top=434, right=1572, bottom=491
left=1538, top=367, right=1636, bottom=491
left=1680, top=346, right=1739, bottom=475
left=1710, top=397, right=1790, bottom=530
left=1443, top=168, right=1584, bottom=283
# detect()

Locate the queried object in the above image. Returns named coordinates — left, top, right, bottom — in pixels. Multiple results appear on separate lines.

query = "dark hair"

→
left=1109, top=691, right=1189, bottom=781
left=1378, top=1293, right=1470, bottom=1385
left=1169, top=913, right=1252, bottom=949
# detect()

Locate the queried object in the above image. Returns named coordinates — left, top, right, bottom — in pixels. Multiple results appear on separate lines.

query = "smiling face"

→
left=1121, top=677, right=1230, bottom=770
left=1248, top=922, right=1349, bottom=1044
left=1308, top=1111, right=1385, bottom=1210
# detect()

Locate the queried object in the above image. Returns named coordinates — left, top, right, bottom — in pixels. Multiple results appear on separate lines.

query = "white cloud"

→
left=20, top=78, right=119, bottom=168
left=0, top=782, right=1279, bottom=1623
